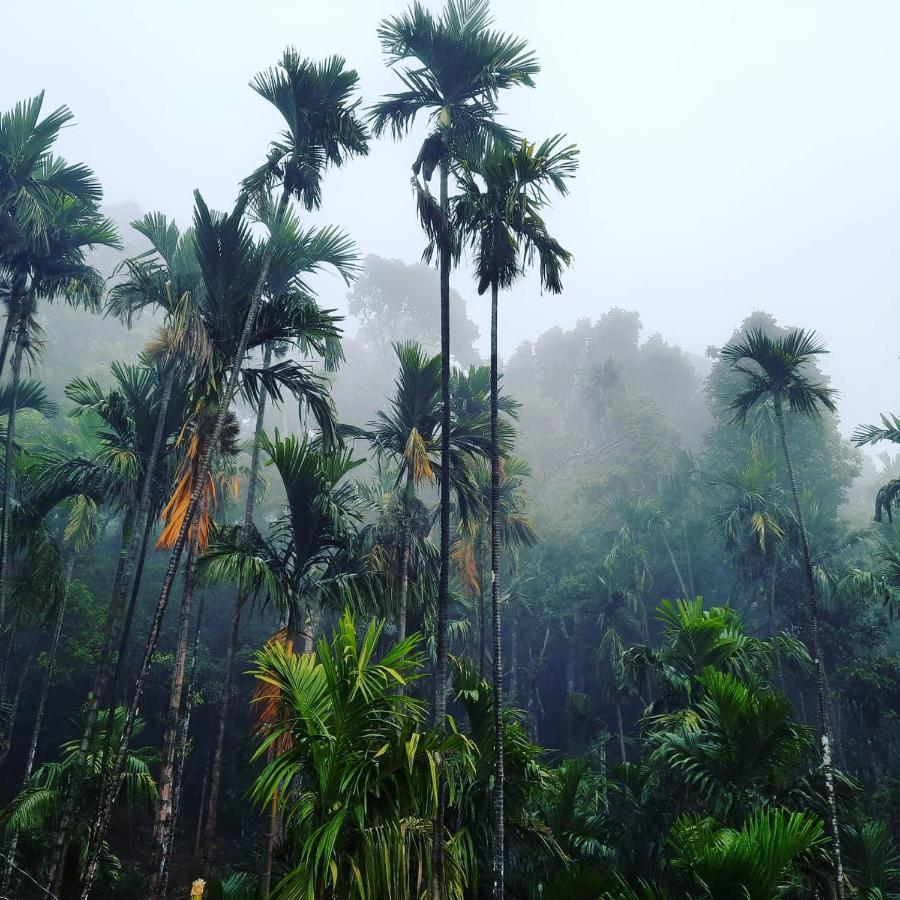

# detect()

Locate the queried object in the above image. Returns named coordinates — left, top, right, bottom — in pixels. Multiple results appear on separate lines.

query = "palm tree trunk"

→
left=616, top=702, right=627, bottom=763
left=682, top=510, right=696, bottom=599
left=660, top=532, right=690, bottom=600
left=49, top=365, right=174, bottom=895
left=148, top=543, right=199, bottom=899
left=0, top=650, right=30, bottom=766
left=398, top=535, right=411, bottom=644
left=0, top=320, right=24, bottom=632
left=260, top=790, right=279, bottom=899
left=489, top=280, right=505, bottom=900
left=431, top=138, right=451, bottom=900
left=194, top=753, right=211, bottom=858
left=202, top=343, right=271, bottom=873
left=161, top=590, right=207, bottom=898
left=0, top=312, right=15, bottom=383
left=77, top=191, right=289, bottom=900
left=773, top=402, right=845, bottom=900
left=478, top=533, right=486, bottom=682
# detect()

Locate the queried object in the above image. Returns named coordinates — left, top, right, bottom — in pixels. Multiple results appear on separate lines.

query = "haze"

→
left=2, top=0, right=898, bottom=435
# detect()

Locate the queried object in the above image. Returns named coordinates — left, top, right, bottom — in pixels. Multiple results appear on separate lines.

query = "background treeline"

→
left=2, top=2, right=900, bottom=899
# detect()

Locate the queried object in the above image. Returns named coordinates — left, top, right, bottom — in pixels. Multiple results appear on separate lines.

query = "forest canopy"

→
left=1, top=4, right=899, bottom=900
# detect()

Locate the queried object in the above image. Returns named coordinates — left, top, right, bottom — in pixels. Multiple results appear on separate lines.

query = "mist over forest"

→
left=1, top=3, right=900, bottom=900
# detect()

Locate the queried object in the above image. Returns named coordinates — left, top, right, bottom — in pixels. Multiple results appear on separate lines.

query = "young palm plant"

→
left=719, top=326, right=845, bottom=897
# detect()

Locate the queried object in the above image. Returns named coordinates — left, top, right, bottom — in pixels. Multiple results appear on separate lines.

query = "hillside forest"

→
left=1, top=3, right=900, bottom=899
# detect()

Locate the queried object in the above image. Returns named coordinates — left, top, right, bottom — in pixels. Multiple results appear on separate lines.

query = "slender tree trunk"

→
left=431, top=139, right=451, bottom=900
left=398, top=535, right=411, bottom=644
left=0, top=321, right=24, bottom=632
left=682, top=510, right=696, bottom=598
left=77, top=191, right=289, bottom=900
left=661, top=532, right=690, bottom=600
left=49, top=365, right=174, bottom=894
left=616, top=702, right=627, bottom=763
left=194, top=753, right=211, bottom=858
left=478, top=533, right=486, bottom=682
left=510, top=618, right=518, bottom=707
left=260, top=791, right=278, bottom=900
left=774, top=402, right=844, bottom=900
left=0, top=650, right=30, bottom=765
left=161, top=590, right=207, bottom=898
left=489, top=281, right=505, bottom=899
left=0, top=313, right=15, bottom=383
left=148, top=544, right=199, bottom=898
left=202, top=342, right=271, bottom=873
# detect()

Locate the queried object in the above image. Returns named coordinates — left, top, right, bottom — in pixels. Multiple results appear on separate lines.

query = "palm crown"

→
left=453, top=136, right=577, bottom=295
left=370, top=0, right=539, bottom=151
left=719, top=328, right=838, bottom=425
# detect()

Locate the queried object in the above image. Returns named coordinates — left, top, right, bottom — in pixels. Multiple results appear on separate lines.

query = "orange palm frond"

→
left=253, top=627, right=296, bottom=757
left=156, top=429, right=217, bottom=551
left=452, top=535, right=479, bottom=595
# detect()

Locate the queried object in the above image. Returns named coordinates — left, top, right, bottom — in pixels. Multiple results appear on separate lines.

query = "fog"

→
left=3, top=0, right=899, bottom=439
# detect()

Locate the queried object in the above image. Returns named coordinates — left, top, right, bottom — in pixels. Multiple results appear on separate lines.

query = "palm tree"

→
left=853, top=412, right=900, bottom=521
left=709, top=457, right=793, bottom=635
left=720, top=326, right=845, bottom=898
left=0, top=193, right=118, bottom=631
left=2, top=708, right=156, bottom=898
left=370, top=8, right=539, bottom=889
left=249, top=612, right=476, bottom=900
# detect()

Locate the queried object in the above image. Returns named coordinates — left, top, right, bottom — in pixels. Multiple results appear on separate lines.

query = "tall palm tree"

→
left=0, top=194, right=117, bottom=631
left=853, top=412, right=900, bottom=521
left=370, top=8, right=538, bottom=890
left=720, top=327, right=844, bottom=898
left=709, top=457, right=793, bottom=635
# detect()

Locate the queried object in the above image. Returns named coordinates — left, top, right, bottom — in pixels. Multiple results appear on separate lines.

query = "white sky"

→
left=2, top=0, right=899, bottom=437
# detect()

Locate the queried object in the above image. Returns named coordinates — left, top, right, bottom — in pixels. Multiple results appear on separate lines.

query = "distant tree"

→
left=349, top=254, right=480, bottom=363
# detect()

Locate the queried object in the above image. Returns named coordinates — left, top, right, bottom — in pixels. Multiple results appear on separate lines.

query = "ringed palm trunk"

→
left=148, top=543, right=199, bottom=899
left=76, top=191, right=289, bottom=900
left=0, top=312, right=15, bottom=384
left=478, top=533, right=486, bottom=682
left=431, top=138, right=451, bottom=900
left=0, top=320, right=24, bottom=632
left=48, top=364, right=174, bottom=895
left=489, top=280, right=505, bottom=899
left=773, top=400, right=845, bottom=900
left=160, top=590, right=206, bottom=898
left=202, top=342, right=271, bottom=874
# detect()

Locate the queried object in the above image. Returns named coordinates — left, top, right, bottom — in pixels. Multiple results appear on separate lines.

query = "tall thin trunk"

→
left=774, top=402, right=844, bottom=900
left=661, top=532, right=690, bottom=600
left=260, top=790, right=278, bottom=899
left=616, top=702, right=627, bottom=764
left=489, top=280, right=505, bottom=900
left=510, top=618, right=518, bottom=706
left=161, top=590, right=206, bottom=898
left=0, top=650, right=30, bottom=766
left=194, top=753, right=211, bottom=858
left=50, top=365, right=174, bottom=894
left=202, top=342, right=271, bottom=873
left=681, top=510, right=696, bottom=598
left=397, top=536, right=411, bottom=645
left=0, top=313, right=15, bottom=383
left=77, top=191, right=289, bottom=900
left=431, top=140, right=451, bottom=900
left=478, top=533, right=486, bottom=682
left=0, top=320, right=24, bottom=631
left=148, top=544, right=199, bottom=899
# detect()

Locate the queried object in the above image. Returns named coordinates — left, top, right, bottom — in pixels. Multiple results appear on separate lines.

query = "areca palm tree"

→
left=709, top=457, right=794, bottom=634
left=853, top=413, right=900, bottom=522
left=0, top=193, right=117, bottom=633
left=720, top=326, right=844, bottom=897
left=371, top=10, right=539, bottom=889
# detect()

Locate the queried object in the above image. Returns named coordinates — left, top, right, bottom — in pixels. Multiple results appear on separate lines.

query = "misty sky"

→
left=3, top=0, right=899, bottom=439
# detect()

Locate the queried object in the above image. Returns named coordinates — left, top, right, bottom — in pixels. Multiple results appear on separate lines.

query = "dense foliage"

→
left=1, top=3, right=899, bottom=899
